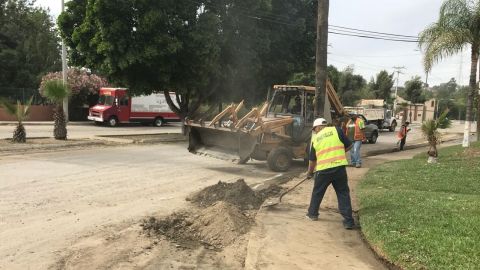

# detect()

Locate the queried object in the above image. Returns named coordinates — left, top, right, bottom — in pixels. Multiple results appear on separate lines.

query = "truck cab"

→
left=88, top=88, right=129, bottom=127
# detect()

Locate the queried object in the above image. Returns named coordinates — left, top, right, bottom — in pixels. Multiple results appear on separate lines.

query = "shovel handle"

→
left=279, top=177, right=309, bottom=202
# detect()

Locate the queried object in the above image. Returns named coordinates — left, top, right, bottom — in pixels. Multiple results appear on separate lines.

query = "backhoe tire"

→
left=267, top=147, right=292, bottom=172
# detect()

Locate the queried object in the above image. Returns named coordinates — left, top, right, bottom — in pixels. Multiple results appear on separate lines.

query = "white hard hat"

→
left=312, top=118, right=327, bottom=129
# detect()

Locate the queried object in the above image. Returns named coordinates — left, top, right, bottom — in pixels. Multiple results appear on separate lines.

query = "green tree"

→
left=59, top=0, right=222, bottom=119
left=0, top=96, right=33, bottom=143
left=371, top=70, right=394, bottom=102
left=404, top=76, right=426, bottom=104
left=0, top=0, right=60, bottom=90
left=42, top=80, right=69, bottom=140
left=418, top=0, right=480, bottom=144
left=59, top=0, right=318, bottom=115
left=336, top=66, right=366, bottom=106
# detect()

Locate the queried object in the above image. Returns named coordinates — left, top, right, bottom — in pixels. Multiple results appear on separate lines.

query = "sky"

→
left=35, top=0, right=470, bottom=87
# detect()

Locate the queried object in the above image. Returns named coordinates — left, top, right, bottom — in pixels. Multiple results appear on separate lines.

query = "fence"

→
left=0, top=87, right=48, bottom=105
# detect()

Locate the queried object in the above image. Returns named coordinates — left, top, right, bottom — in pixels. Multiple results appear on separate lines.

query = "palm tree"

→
left=421, top=110, right=452, bottom=163
left=0, top=97, right=33, bottom=143
left=43, top=80, right=70, bottom=140
left=418, top=0, right=480, bottom=147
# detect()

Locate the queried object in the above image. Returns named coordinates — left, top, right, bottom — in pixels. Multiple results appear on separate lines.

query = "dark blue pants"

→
left=307, top=166, right=354, bottom=226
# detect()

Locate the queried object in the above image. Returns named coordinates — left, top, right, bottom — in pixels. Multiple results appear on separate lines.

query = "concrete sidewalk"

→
left=244, top=144, right=455, bottom=270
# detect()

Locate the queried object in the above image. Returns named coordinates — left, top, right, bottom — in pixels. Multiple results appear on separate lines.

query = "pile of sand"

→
left=187, top=179, right=262, bottom=210
left=142, top=201, right=252, bottom=249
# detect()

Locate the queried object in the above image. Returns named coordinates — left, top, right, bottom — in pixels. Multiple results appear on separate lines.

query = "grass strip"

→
left=357, top=143, right=480, bottom=270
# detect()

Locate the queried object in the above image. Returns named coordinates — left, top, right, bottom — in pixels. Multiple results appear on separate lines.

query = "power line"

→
left=328, top=27, right=418, bottom=41
left=329, top=31, right=418, bottom=43
left=329, top=25, right=418, bottom=39
left=244, top=15, right=420, bottom=43
left=331, top=52, right=422, bottom=58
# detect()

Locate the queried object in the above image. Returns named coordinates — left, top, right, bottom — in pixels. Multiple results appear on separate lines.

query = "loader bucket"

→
left=188, top=125, right=258, bottom=163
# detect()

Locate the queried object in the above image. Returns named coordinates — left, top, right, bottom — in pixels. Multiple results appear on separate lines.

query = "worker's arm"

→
left=307, top=161, right=316, bottom=178
left=306, top=145, right=317, bottom=178
left=336, top=127, right=353, bottom=152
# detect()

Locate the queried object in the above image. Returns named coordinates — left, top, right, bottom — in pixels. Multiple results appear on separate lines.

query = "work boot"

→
left=344, top=223, right=361, bottom=230
left=305, top=214, right=318, bottom=221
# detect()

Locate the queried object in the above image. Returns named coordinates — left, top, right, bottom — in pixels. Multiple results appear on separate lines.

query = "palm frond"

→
left=418, top=0, right=479, bottom=73
left=437, top=109, right=452, bottom=129
left=23, top=96, right=34, bottom=119
left=42, top=80, right=70, bottom=103
left=0, top=98, right=17, bottom=115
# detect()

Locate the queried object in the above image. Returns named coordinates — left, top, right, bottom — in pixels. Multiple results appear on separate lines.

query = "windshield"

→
left=98, top=95, right=114, bottom=106
left=268, top=90, right=302, bottom=115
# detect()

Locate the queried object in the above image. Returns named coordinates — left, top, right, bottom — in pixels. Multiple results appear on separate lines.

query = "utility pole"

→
left=61, top=0, right=68, bottom=122
left=314, top=0, right=329, bottom=120
left=392, top=66, right=406, bottom=113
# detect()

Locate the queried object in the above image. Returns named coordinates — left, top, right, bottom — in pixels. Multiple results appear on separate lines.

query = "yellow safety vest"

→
left=311, top=126, right=348, bottom=171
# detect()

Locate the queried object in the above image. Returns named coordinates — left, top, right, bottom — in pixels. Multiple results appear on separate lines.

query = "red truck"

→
left=88, top=88, right=180, bottom=127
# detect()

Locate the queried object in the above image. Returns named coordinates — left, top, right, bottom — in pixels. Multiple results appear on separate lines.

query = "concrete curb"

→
left=0, top=121, right=92, bottom=126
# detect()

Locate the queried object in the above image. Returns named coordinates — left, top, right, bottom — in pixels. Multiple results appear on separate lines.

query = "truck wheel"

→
left=267, top=147, right=292, bottom=172
left=389, top=121, right=397, bottom=132
left=369, top=132, right=378, bottom=144
left=154, top=117, right=164, bottom=127
left=108, top=116, right=118, bottom=127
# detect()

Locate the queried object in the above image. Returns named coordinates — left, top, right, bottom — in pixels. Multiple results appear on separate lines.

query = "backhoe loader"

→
left=185, top=81, right=346, bottom=171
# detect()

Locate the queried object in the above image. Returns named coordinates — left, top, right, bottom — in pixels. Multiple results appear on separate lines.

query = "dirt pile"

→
left=187, top=179, right=263, bottom=210
left=142, top=201, right=252, bottom=249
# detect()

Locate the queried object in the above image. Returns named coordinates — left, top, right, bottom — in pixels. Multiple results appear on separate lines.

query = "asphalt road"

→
left=0, top=122, right=465, bottom=269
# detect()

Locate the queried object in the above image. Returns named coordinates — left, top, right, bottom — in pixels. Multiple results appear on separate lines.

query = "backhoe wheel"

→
left=267, top=147, right=292, bottom=172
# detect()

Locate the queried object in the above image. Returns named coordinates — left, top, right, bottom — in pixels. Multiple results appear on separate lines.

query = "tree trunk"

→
left=53, top=103, right=67, bottom=140
left=314, top=0, right=329, bottom=119
left=463, top=44, right=478, bottom=147
left=477, top=77, right=480, bottom=141
left=13, top=122, right=26, bottom=143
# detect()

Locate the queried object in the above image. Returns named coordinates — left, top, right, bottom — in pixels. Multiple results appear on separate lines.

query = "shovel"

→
left=262, top=177, right=310, bottom=208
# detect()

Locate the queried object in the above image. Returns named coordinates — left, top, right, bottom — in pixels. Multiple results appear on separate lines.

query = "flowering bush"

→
left=39, top=68, right=109, bottom=96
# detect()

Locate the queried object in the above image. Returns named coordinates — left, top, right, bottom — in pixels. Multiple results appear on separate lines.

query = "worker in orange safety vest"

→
left=345, top=115, right=365, bottom=168
left=397, top=121, right=411, bottom=150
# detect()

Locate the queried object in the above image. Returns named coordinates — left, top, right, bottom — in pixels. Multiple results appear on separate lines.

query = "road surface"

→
left=0, top=124, right=462, bottom=269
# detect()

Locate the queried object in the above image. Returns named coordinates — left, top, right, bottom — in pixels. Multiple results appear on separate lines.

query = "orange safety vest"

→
left=346, top=118, right=366, bottom=141
left=397, top=125, right=408, bottom=139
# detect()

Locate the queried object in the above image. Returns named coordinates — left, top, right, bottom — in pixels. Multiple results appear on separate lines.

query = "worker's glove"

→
left=306, top=171, right=314, bottom=179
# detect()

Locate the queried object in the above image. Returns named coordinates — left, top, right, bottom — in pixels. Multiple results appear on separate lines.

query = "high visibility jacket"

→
left=311, top=127, right=348, bottom=172
left=346, top=118, right=366, bottom=141
left=397, top=125, right=408, bottom=139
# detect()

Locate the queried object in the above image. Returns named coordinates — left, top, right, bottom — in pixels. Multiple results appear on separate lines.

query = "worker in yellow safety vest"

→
left=345, top=115, right=366, bottom=168
left=305, top=118, right=357, bottom=229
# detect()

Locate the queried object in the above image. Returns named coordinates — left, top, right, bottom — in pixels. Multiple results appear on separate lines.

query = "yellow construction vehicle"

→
left=185, top=81, right=346, bottom=171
